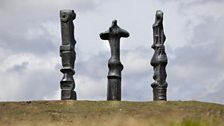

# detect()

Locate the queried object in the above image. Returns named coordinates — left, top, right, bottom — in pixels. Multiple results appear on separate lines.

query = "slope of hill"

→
left=0, top=100, right=223, bottom=126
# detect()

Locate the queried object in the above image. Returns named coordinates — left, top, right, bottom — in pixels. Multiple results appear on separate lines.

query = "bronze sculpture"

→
left=100, top=20, right=129, bottom=100
left=59, top=10, right=77, bottom=100
left=150, top=10, right=168, bottom=101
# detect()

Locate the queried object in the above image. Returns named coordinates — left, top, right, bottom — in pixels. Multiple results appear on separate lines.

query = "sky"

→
left=0, top=0, right=224, bottom=104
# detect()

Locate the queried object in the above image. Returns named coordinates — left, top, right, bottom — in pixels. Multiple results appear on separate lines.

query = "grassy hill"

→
left=0, top=100, right=223, bottom=126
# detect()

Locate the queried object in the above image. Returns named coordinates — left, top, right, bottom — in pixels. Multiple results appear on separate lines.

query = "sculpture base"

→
left=107, top=78, right=121, bottom=101
left=153, top=88, right=167, bottom=101
left=61, top=90, right=77, bottom=100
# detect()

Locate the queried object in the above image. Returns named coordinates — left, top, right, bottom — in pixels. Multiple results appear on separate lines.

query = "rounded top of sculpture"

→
left=60, top=9, right=76, bottom=22
left=100, top=20, right=129, bottom=40
left=155, top=10, right=163, bottom=19
left=112, top=20, right=117, bottom=26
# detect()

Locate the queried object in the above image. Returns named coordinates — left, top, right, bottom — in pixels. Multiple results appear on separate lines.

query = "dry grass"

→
left=0, top=100, right=223, bottom=126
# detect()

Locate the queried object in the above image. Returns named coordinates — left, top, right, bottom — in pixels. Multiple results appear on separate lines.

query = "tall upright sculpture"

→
left=59, top=10, right=77, bottom=100
left=150, top=10, right=168, bottom=101
left=100, top=20, right=129, bottom=100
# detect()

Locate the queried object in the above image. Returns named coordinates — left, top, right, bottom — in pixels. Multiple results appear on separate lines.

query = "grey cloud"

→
left=0, top=0, right=110, bottom=56
left=122, top=70, right=151, bottom=101
left=76, top=52, right=108, bottom=79
left=0, top=64, right=60, bottom=101
left=0, top=30, right=57, bottom=55
left=166, top=14, right=224, bottom=102
left=116, top=47, right=153, bottom=101
left=122, top=47, right=151, bottom=78
left=122, top=47, right=152, bottom=101
left=192, top=16, right=224, bottom=46
left=0, top=0, right=104, bottom=12
left=71, top=51, right=108, bottom=100
left=20, top=69, right=60, bottom=100
left=183, top=0, right=224, bottom=6
left=159, top=0, right=223, bottom=5
left=8, top=61, right=29, bottom=73
left=0, top=14, right=58, bottom=55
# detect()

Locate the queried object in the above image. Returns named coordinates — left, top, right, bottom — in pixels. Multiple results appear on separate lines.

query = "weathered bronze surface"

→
left=60, top=10, right=77, bottom=100
left=100, top=20, right=129, bottom=101
left=151, top=10, right=168, bottom=101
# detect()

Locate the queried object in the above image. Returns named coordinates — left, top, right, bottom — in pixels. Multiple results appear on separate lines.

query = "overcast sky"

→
left=0, top=0, right=224, bottom=104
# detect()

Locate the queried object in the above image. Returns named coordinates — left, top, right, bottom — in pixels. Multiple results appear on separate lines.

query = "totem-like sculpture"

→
left=100, top=20, right=129, bottom=100
left=150, top=10, right=168, bottom=101
left=59, top=10, right=77, bottom=100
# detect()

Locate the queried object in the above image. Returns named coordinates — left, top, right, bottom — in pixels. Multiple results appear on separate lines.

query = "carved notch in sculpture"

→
left=100, top=20, right=129, bottom=101
left=60, top=10, right=77, bottom=100
left=150, top=10, right=168, bottom=101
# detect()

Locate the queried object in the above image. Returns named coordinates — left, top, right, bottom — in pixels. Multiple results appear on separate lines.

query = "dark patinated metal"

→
left=100, top=20, right=129, bottom=101
left=151, top=10, right=168, bottom=101
left=59, top=10, right=77, bottom=100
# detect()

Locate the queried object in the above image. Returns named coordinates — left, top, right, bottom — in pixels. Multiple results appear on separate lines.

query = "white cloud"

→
left=76, top=75, right=106, bottom=100
left=0, top=53, right=60, bottom=101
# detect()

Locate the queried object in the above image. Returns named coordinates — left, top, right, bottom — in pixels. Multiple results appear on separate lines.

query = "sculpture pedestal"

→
left=107, top=78, right=121, bottom=100
left=152, top=87, right=167, bottom=101
left=61, top=90, right=76, bottom=100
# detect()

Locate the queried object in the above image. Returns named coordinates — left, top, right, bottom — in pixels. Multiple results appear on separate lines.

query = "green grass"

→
left=0, top=100, right=223, bottom=126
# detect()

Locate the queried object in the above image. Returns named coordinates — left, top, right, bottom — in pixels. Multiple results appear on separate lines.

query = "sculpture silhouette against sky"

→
left=150, top=10, right=168, bottom=101
left=58, top=9, right=168, bottom=101
left=60, top=10, right=77, bottom=100
left=100, top=20, right=129, bottom=101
